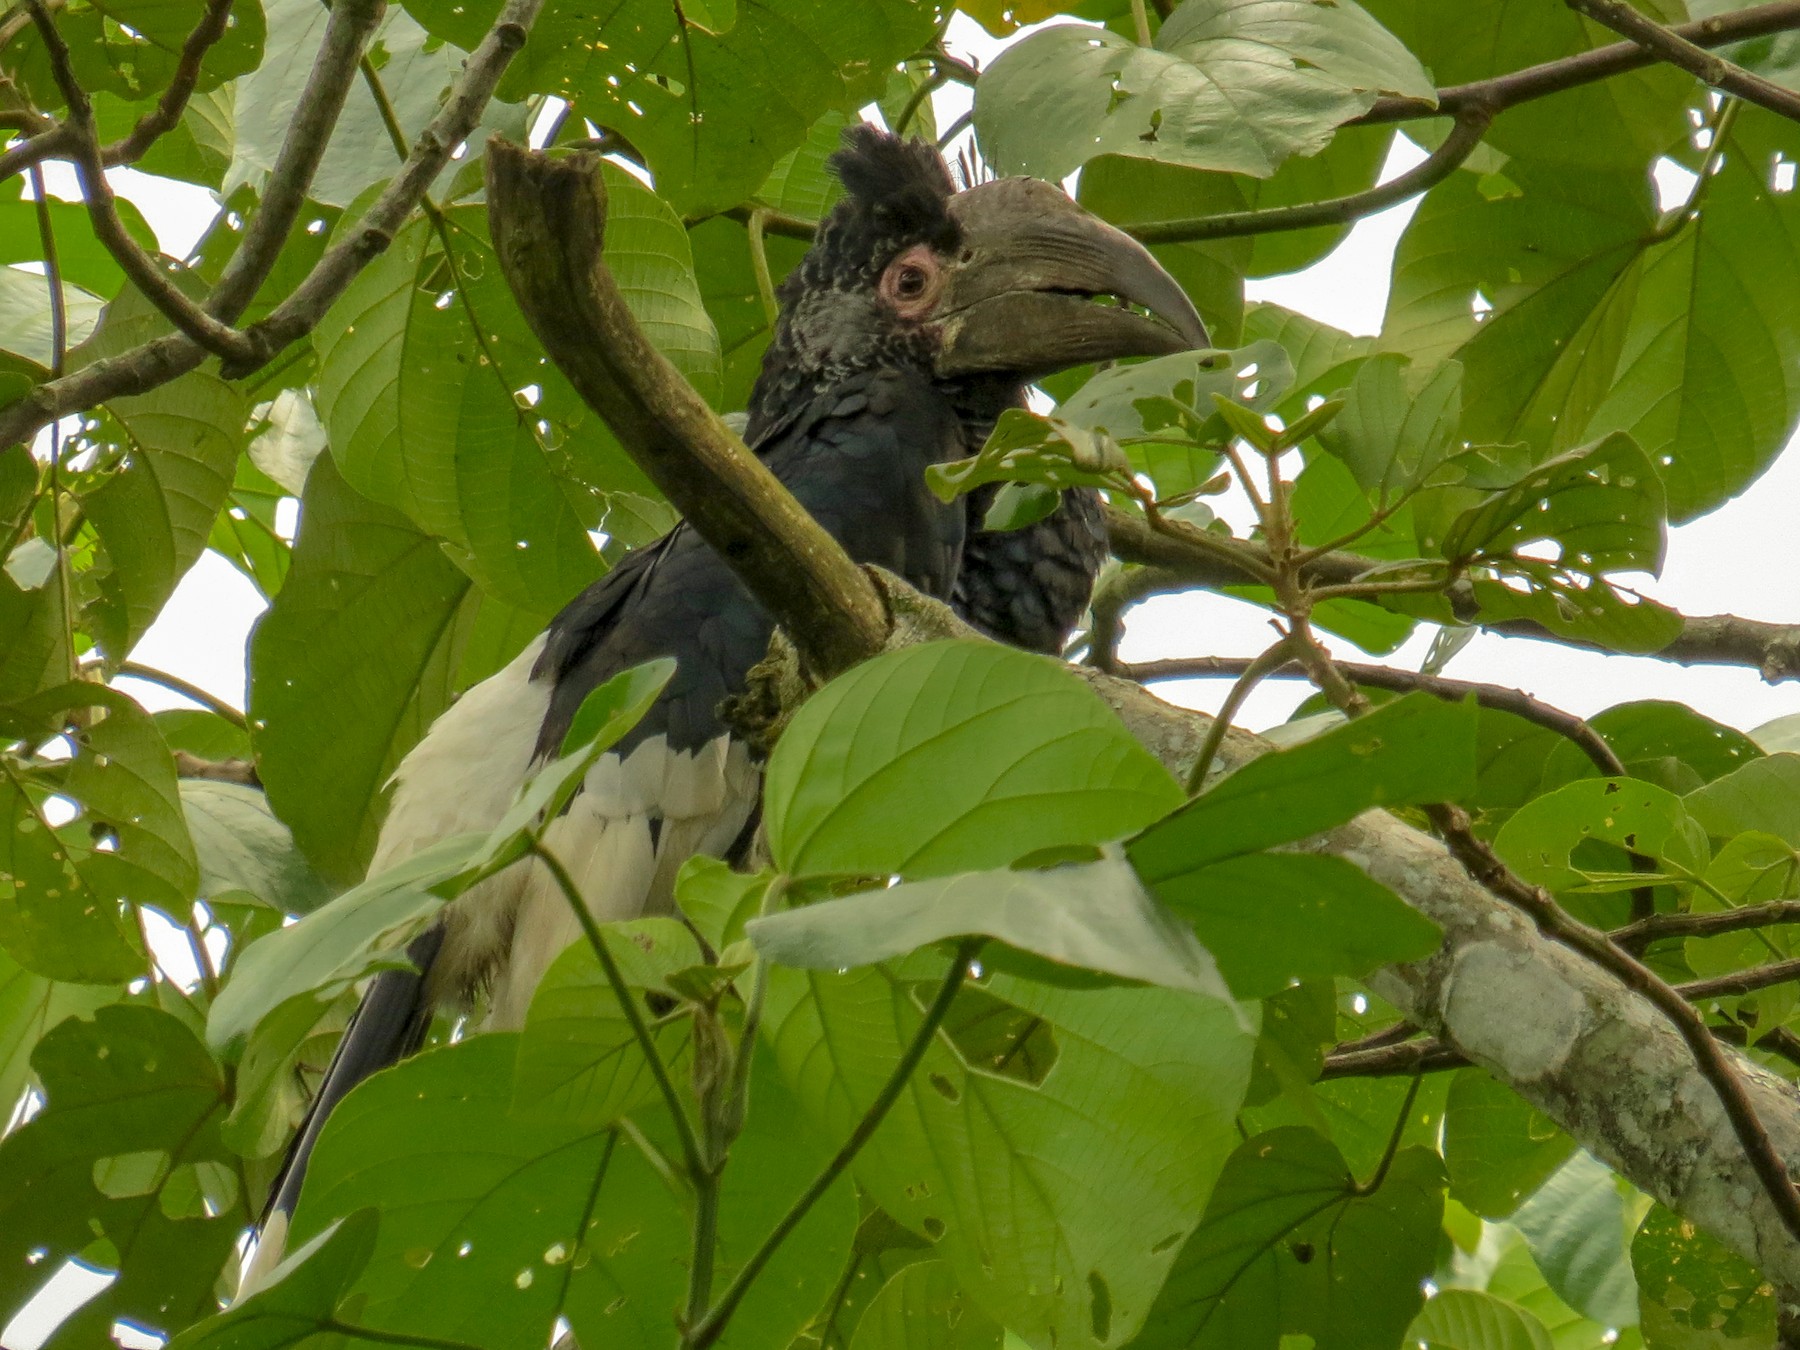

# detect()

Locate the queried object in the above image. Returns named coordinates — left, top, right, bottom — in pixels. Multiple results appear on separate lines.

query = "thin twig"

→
left=1614, top=901, right=1800, bottom=947
left=1128, top=108, right=1493, bottom=246
left=1184, top=636, right=1294, bottom=795
left=1321, top=1037, right=1467, bottom=1079
left=114, top=660, right=249, bottom=728
left=1358, top=0, right=1800, bottom=123
left=106, top=0, right=237, bottom=165
left=530, top=842, right=710, bottom=1185
left=1680, top=957, right=1800, bottom=1002
left=684, top=942, right=981, bottom=1349
left=1568, top=0, right=1800, bottom=124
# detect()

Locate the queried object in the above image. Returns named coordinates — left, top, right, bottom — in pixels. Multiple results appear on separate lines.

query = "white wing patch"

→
left=370, top=635, right=759, bottom=1029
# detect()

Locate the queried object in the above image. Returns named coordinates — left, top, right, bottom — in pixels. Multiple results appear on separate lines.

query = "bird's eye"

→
left=881, top=248, right=940, bottom=312
left=894, top=265, right=927, bottom=298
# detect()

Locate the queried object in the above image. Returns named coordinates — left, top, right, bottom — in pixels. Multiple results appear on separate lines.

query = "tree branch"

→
left=1321, top=1037, right=1467, bottom=1079
left=1358, top=0, right=1800, bottom=123
left=104, top=0, right=237, bottom=166
left=222, top=0, right=544, bottom=374
left=1567, top=0, right=1800, bottom=124
left=1129, top=107, right=1493, bottom=246
left=21, top=0, right=254, bottom=360
left=1103, top=503, right=1800, bottom=680
left=483, top=140, right=889, bottom=679
left=1616, top=902, right=1800, bottom=947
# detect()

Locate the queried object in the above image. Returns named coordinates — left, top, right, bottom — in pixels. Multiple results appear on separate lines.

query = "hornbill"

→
left=248, top=126, right=1207, bottom=1280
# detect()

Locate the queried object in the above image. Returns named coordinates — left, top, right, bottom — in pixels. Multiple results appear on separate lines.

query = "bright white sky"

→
left=9, top=16, right=1800, bottom=1347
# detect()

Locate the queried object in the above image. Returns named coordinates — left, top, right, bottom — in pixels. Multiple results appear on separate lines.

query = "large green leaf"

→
left=851, top=1260, right=1006, bottom=1350
left=0, top=945, right=114, bottom=1120
left=510, top=917, right=702, bottom=1126
left=1512, top=1152, right=1642, bottom=1330
left=1632, top=1203, right=1778, bottom=1349
left=1409, top=1289, right=1555, bottom=1350
left=1315, top=352, right=1461, bottom=500
left=226, top=1, right=523, bottom=208
left=1384, top=112, right=1800, bottom=522
left=1686, top=754, right=1800, bottom=846
left=403, top=0, right=937, bottom=214
left=747, top=857, right=1233, bottom=999
left=1132, top=1126, right=1445, bottom=1350
left=294, top=1035, right=688, bottom=1349
left=1494, top=778, right=1709, bottom=895
left=764, top=641, right=1184, bottom=879
left=66, top=284, right=248, bottom=655
left=1130, top=691, right=1478, bottom=873
left=975, top=0, right=1434, bottom=182
left=1537, top=701, right=1762, bottom=797
left=0, top=260, right=106, bottom=370
left=249, top=454, right=474, bottom=883
left=766, top=958, right=1255, bottom=1348
left=1442, top=1069, right=1576, bottom=1221
left=0, top=685, right=197, bottom=983
left=181, top=780, right=333, bottom=916
left=0, top=1005, right=242, bottom=1343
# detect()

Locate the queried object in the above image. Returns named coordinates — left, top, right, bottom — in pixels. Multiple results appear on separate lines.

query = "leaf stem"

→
left=1355, top=1072, right=1423, bottom=1195
left=684, top=940, right=981, bottom=1349
left=1184, top=635, right=1295, bottom=796
left=529, top=841, right=708, bottom=1185
left=115, top=661, right=248, bottom=728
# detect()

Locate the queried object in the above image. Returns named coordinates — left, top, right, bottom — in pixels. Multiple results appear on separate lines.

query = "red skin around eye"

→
left=879, top=243, right=944, bottom=320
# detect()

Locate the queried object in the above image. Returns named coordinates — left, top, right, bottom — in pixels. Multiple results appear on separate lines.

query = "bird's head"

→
left=751, top=126, right=1207, bottom=416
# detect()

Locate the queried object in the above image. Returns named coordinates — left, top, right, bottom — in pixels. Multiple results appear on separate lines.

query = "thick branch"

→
left=483, top=141, right=888, bottom=678
left=1567, top=0, right=1800, bottom=124
left=1359, top=0, right=1800, bottom=123
left=1103, top=504, right=1800, bottom=680
left=798, top=577, right=1800, bottom=1298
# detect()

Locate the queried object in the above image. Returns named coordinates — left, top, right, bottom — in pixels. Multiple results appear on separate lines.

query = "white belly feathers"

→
left=371, top=636, right=758, bottom=1030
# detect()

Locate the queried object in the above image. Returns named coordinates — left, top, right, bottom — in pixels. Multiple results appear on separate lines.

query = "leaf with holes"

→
left=851, top=1260, right=1006, bottom=1350
left=765, top=957, right=1254, bottom=1348
left=1633, top=1203, right=1778, bottom=1349
left=1133, top=1126, right=1443, bottom=1350
left=1315, top=352, right=1462, bottom=500
left=764, top=641, right=1184, bottom=880
left=975, top=0, right=1434, bottom=182
left=1493, top=777, right=1708, bottom=895
left=0, top=1006, right=242, bottom=1341
left=0, top=684, right=196, bottom=983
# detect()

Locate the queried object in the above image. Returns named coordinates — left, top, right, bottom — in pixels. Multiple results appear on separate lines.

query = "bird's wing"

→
left=955, top=486, right=1108, bottom=655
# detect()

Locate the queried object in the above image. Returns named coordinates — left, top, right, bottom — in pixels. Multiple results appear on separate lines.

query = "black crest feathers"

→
left=827, top=124, right=957, bottom=247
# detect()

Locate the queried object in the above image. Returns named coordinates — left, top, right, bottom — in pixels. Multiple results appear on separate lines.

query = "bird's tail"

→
left=239, top=926, right=444, bottom=1293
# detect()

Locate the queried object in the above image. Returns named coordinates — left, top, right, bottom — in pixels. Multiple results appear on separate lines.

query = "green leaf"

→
left=766, top=959, right=1255, bottom=1348
left=293, top=1034, right=688, bottom=1349
left=0, top=945, right=114, bottom=1120
left=764, top=641, right=1184, bottom=879
left=0, top=685, right=197, bottom=983
left=205, top=834, right=481, bottom=1053
left=1512, top=1152, right=1643, bottom=1329
left=227, top=2, right=522, bottom=208
left=1408, top=1289, right=1555, bottom=1350
left=674, top=856, right=772, bottom=953
left=405, top=0, right=937, bottom=214
left=0, top=1005, right=242, bottom=1340
left=851, top=1260, right=1005, bottom=1350
left=1443, top=1069, right=1576, bottom=1220
left=0, top=178, right=159, bottom=300
left=1686, top=755, right=1800, bottom=848
left=1435, top=434, right=1665, bottom=575
left=925, top=409, right=1134, bottom=505
left=559, top=656, right=677, bottom=758
left=1632, top=1203, right=1778, bottom=1350
left=1130, top=692, right=1478, bottom=875
left=5, top=0, right=265, bottom=107
left=1538, top=701, right=1762, bottom=797
left=66, top=283, right=248, bottom=655
left=249, top=453, right=474, bottom=884
left=747, top=857, right=1235, bottom=999
left=974, top=0, right=1434, bottom=182
left=1244, top=302, right=1376, bottom=419
left=1132, top=1126, right=1445, bottom=1350
left=181, top=781, right=332, bottom=916
left=167, top=1210, right=380, bottom=1350
left=1494, top=778, right=1708, bottom=895
left=1143, top=851, right=1442, bottom=999
left=1316, top=352, right=1461, bottom=499
left=510, top=917, right=701, bottom=1126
